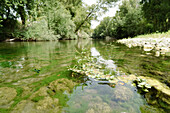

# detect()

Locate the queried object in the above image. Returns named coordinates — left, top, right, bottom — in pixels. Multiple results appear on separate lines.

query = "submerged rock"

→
left=112, top=86, right=133, bottom=102
left=138, top=76, right=170, bottom=97
left=36, top=97, right=59, bottom=110
left=86, top=102, right=111, bottom=113
left=12, top=98, right=59, bottom=113
left=21, top=86, right=32, bottom=97
left=30, top=87, right=49, bottom=100
left=14, top=78, right=43, bottom=86
left=140, top=105, right=163, bottom=113
left=49, top=78, right=77, bottom=93
left=0, top=87, right=17, bottom=107
left=84, top=89, right=98, bottom=94
left=12, top=86, right=60, bottom=113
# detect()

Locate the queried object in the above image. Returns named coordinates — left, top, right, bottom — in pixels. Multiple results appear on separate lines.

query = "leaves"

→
left=92, top=0, right=170, bottom=39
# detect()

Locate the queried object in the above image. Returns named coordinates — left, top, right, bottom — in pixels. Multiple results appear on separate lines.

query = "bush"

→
left=23, top=19, right=57, bottom=41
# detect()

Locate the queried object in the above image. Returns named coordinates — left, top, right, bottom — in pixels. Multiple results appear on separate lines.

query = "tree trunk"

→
left=18, top=5, right=26, bottom=25
left=75, top=11, right=93, bottom=33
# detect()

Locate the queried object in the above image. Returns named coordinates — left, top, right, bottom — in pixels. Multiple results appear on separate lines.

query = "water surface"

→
left=0, top=40, right=169, bottom=113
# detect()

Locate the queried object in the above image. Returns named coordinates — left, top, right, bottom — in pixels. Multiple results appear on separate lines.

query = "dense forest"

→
left=93, top=0, right=170, bottom=39
left=0, top=0, right=169, bottom=41
left=0, top=0, right=118, bottom=41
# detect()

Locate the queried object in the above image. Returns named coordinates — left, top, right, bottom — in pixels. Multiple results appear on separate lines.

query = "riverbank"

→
left=117, top=31, right=170, bottom=57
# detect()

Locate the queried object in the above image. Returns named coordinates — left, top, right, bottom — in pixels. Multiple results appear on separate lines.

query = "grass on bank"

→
left=132, top=30, right=170, bottom=39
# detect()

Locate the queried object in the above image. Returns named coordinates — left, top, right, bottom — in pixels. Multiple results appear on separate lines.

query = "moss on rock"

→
left=86, top=102, right=111, bottom=113
left=0, top=87, right=17, bottom=107
left=112, top=86, right=133, bottom=102
left=138, top=76, right=170, bottom=97
left=48, top=78, right=77, bottom=93
left=12, top=97, right=60, bottom=113
left=140, top=105, right=163, bottom=113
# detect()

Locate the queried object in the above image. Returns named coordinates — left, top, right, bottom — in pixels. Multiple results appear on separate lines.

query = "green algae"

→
left=140, top=105, right=163, bottom=113
left=69, top=43, right=169, bottom=113
left=31, top=96, right=45, bottom=102
left=0, top=40, right=169, bottom=113
left=95, top=41, right=170, bottom=86
left=0, top=41, right=79, bottom=113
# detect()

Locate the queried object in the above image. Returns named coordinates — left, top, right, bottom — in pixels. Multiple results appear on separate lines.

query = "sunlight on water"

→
left=0, top=40, right=169, bottom=113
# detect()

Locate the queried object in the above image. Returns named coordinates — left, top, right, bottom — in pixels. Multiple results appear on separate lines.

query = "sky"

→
left=83, top=0, right=120, bottom=29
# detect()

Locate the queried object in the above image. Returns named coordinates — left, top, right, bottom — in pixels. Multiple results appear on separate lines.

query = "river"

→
left=0, top=40, right=169, bottom=113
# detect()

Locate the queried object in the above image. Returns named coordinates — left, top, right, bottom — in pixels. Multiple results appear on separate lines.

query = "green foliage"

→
left=9, top=18, right=57, bottom=41
left=92, top=17, right=113, bottom=39
left=0, top=16, right=2, bottom=27
left=141, top=0, right=170, bottom=32
left=23, top=19, right=56, bottom=40
left=74, top=0, right=119, bottom=33
left=0, top=0, right=120, bottom=41
left=93, top=0, right=144, bottom=39
left=52, top=6, right=77, bottom=39
left=0, top=18, right=21, bottom=41
left=92, top=0, right=170, bottom=39
left=0, top=0, right=38, bottom=25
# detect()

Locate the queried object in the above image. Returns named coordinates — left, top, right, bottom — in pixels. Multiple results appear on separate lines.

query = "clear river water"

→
left=0, top=40, right=169, bottom=113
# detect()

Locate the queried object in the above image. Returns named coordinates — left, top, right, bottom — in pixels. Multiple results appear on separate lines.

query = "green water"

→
left=0, top=40, right=169, bottom=113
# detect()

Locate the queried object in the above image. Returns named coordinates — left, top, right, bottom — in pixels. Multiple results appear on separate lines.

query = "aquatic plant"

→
left=134, top=78, right=152, bottom=92
left=69, top=47, right=119, bottom=82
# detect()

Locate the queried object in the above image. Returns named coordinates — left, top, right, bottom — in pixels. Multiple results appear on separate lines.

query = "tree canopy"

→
left=0, top=0, right=119, bottom=41
left=0, top=0, right=169, bottom=41
left=92, top=0, right=170, bottom=39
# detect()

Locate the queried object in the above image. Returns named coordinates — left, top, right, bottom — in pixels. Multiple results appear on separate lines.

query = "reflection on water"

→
left=91, top=47, right=118, bottom=75
left=0, top=40, right=169, bottom=113
left=0, top=41, right=78, bottom=83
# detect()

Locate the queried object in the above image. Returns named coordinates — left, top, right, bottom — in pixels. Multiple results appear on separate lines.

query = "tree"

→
left=92, top=0, right=146, bottom=39
left=141, top=0, right=170, bottom=32
left=0, top=0, right=39, bottom=25
left=75, top=0, right=119, bottom=33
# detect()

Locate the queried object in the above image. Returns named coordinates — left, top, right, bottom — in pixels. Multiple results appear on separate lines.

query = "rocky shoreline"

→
left=69, top=47, right=170, bottom=100
left=117, top=37, right=170, bottom=57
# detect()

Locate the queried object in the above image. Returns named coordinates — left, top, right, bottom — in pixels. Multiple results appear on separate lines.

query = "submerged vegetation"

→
left=0, top=0, right=169, bottom=113
left=69, top=45, right=170, bottom=112
left=0, top=40, right=169, bottom=112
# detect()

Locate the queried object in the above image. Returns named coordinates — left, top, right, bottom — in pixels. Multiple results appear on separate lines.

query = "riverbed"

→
left=0, top=40, right=169, bottom=113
